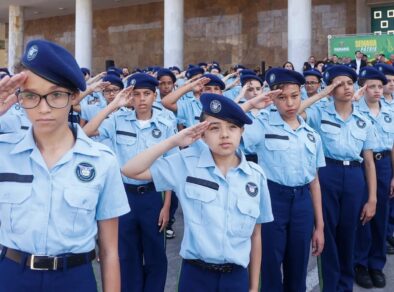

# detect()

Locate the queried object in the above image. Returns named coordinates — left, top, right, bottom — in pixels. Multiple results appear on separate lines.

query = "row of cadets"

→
left=241, top=68, right=326, bottom=291
left=121, top=93, right=273, bottom=292
left=375, top=64, right=394, bottom=255
left=352, top=66, right=394, bottom=289
left=83, top=73, right=178, bottom=292
left=0, top=39, right=130, bottom=291
left=297, top=65, right=378, bottom=291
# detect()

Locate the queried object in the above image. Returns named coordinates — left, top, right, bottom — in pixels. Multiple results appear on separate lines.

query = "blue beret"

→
left=132, top=67, right=142, bottom=73
left=359, top=67, right=387, bottom=85
left=203, top=73, right=225, bottom=90
left=323, top=65, right=358, bottom=85
left=107, top=66, right=122, bottom=77
left=127, top=73, right=158, bottom=91
left=240, top=74, right=263, bottom=87
left=375, top=63, right=394, bottom=76
left=265, top=68, right=305, bottom=88
left=157, top=68, right=176, bottom=83
left=186, top=66, right=204, bottom=79
left=0, top=67, right=10, bottom=76
left=234, top=64, right=246, bottom=70
left=211, top=61, right=220, bottom=66
left=198, top=62, right=208, bottom=67
left=346, top=63, right=357, bottom=70
left=240, top=69, right=256, bottom=77
left=169, top=66, right=181, bottom=74
left=303, top=69, right=322, bottom=79
left=200, top=93, right=252, bottom=127
left=187, top=64, right=197, bottom=69
left=22, top=39, right=86, bottom=91
left=103, top=74, right=124, bottom=89
left=208, top=65, right=222, bottom=73
left=322, top=63, right=334, bottom=72
left=81, top=67, right=90, bottom=76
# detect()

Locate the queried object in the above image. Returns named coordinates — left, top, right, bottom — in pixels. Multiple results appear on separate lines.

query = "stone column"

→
left=164, top=0, right=184, bottom=69
left=287, top=0, right=311, bottom=72
left=356, top=0, right=369, bottom=33
left=8, top=5, right=24, bottom=74
left=75, top=0, right=92, bottom=70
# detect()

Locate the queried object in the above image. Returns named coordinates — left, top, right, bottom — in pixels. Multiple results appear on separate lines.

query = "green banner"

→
left=328, top=34, right=394, bottom=60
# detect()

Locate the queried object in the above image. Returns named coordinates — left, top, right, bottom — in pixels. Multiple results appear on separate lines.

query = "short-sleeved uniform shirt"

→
left=150, top=144, right=273, bottom=267
left=0, top=126, right=130, bottom=255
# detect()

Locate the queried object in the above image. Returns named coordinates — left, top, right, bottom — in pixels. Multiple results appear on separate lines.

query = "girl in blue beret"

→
left=121, top=93, right=273, bottom=292
left=353, top=67, right=393, bottom=289
left=0, top=39, right=130, bottom=292
left=297, top=65, right=378, bottom=292
left=241, top=68, right=326, bottom=292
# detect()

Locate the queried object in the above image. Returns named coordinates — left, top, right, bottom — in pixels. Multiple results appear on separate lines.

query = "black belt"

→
left=184, top=259, right=239, bottom=273
left=124, top=182, right=156, bottom=194
left=0, top=246, right=95, bottom=271
left=325, top=157, right=361, bottom=167
left=373, top=150, right=391, bottom=161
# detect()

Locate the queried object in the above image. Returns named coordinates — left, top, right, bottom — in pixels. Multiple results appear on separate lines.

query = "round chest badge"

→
left=307, top=133, right=316, bottom=143
left=356, top=119, right=366, bottom=129
left=269, top=73, right=276, bottom=84
left=245, top=182, right=258, bottom=197
left=27, top=45, right=39, bottom=61
left=210, top=100, right=222, bottom=113
left=152, top=128, right=162, bottom=138
left=76, top=162, right=96, bottom=182
left=384, top=116, right=392, bottom=123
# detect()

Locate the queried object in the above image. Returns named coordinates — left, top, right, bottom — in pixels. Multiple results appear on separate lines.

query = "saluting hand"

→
left=111, top=85, right=134, bottom=109
left=248, top=89, right=281, bottom=110
left=172, top=121, right=210, bottom=148
left=0, top=72, right=27, bottom=117
left=352, top=84, right=367, bottom=102
left=320, top=80, right=342, bottom=98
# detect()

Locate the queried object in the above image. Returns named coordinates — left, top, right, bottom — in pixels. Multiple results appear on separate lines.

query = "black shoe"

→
left=388, top=236, right=394, bottom=247
left=354, top=265, right=373, bottom=289
left=369, top=269, right=386, bottom=288
left=387, top=244, right=394, bottom=255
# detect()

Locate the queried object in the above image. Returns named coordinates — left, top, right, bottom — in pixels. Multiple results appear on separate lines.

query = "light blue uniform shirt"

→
left=80, top=101, right=107, bottom=122
left=150, top=144, right=273, bottom=267
left=98, top=110, right=178, bottom=185
left=356, top=98, right=394, bottom=152
left=152, top=100, right=179, bottom=127
left=306, top=101, right=377, bottom=162
left=240, top=110, right=268, bottom=155
left=224, top=85, right=241, bottom=100
left=381, top=94, right=394, bottom=110
left=244, top=111, right=325, bottom=186
left=176, top=98, right=202, bottom=128
left=0, top=126, right=130, bottom=255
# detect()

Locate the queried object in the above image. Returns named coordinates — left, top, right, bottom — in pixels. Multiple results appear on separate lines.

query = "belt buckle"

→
left=343, top=160, right=350, bottom=166
left=30, top=255, right=58, bottom=271
left=375, top=153, right=382, bottom=160
left=136, top=185, right=146, bottom=194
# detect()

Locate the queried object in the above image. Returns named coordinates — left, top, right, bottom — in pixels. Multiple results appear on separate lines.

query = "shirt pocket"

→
left=304, top=140, right=317, bottom=166
left=229, top=198, right=259, bottom=238
left=381, top=121, right=394, bottom=147
left=184, top=182, right=217, bottom=225
left=264, top=134, right=290, bottom=162
left=320, top=122, right=341, bottom=142
left=0, top=183, right=32, bottom=234
left=58, top=187, right=99, bottom=237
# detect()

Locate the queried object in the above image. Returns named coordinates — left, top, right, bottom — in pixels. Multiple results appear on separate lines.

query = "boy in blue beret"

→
left=0, top=39, right=130, bottom=291
left=84, top=72, right=177, bottom=292
left=121, top=93, right=273, bottom=292
left=301, top=69, right=323, bottom=100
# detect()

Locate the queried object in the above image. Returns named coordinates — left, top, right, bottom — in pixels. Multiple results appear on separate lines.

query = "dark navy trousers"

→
left=0, top=256, right=97, bottom=292
left=318, top=162, right=365, bottom=292
left=178, top=259, right=248, bottom=292
left=260, top=180, right=314, bottom=292
left=355, top=155, right=392, bottom=270
left=119, top=187, right=167, bottom=292
left=388, top=198, right=394, bottom=239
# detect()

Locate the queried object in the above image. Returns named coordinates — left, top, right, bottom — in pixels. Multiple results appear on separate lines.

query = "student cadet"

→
left=121, top=93, right=273, bottom=292
left=83, top=73, right=177, bottom=292
left=161, top=73, right=225, bottom=128
left=375, top=63, right=394, bottom=254
left=301, top=69, right=323, bottom=100
left=298, top=65, right=378, bottom=292
left=0, top=39, right=130, bottom=292
left=241, top=68, right=325, bottom=292
left=353, top=67, right=394, bottom=289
